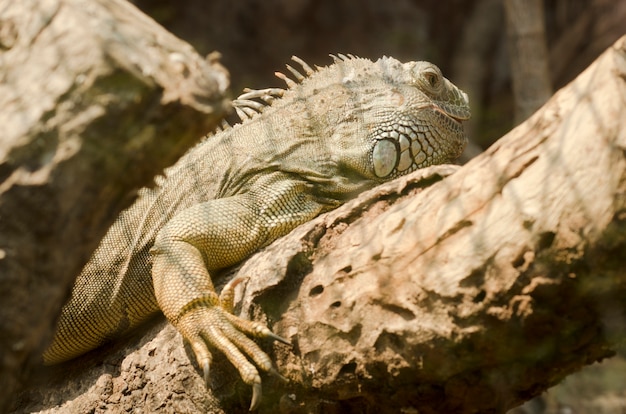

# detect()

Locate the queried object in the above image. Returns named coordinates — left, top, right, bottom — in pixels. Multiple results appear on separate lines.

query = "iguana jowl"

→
left=44, top=54, right=470, bottom=409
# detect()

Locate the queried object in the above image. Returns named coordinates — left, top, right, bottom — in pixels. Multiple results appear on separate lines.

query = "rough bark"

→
left=0, top=0, right=229, bottom=410
left=14, top=35, right=626, bottom=414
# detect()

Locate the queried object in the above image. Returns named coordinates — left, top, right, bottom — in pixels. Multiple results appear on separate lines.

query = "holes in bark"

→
left=286, top=252, right=313, bottom=279
left=381, top=303, right=415, bottom=320
left=338, top=361, right=357, bottom=376
left=309, top=285, right=324, bottom=296
left=473, top=289, right=486, bottom=303
left=459, top=268, right=485, bottom=288
left=537, top=231, right=556, bottom=251
left=512, top=249, right=536, bottom=274
left=330, top=301, right=342, bottom=308
left=523, top=219, right=535, bottom=230
left=512, top=251, right=526, bottom=268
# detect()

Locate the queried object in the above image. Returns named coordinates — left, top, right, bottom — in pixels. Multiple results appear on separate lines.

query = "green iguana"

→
left=44, top=54, right=470, bottom=410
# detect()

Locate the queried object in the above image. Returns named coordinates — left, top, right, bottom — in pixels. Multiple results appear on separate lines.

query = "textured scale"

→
left=44, top=54, right=470, bottom=410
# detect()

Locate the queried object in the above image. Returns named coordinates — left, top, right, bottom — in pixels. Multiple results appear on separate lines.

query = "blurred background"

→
left=130, top=1, right=626, bottom=412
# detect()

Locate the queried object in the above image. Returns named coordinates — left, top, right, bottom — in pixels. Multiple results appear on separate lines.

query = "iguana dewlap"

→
left=44, top=54, right=470, bottom=410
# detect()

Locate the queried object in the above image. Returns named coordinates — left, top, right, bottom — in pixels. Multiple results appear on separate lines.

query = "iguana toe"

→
left=219, top=276, right=249, bottom=313
left=222, top=311, right=291, bottom=345
left=188, top=339, right=212, bottom=385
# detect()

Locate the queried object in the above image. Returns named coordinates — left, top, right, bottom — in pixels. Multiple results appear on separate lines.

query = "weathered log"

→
left=0, top=0, right=229, bottom=410
left=14, top=35, right=626, bottom=414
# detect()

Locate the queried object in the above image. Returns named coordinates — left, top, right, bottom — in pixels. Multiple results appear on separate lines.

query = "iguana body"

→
left=45, top=54, right=470, bottom=409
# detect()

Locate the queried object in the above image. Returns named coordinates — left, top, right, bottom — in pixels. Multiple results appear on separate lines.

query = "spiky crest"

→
left=230, top=55, right=322, bottom=124
left=208, top=53, right=374, bottom=136
left=285, top=64, right=305, bottom=82
left=291, top=56, right=314, bottom=75
left=329, top=53, right=358, bottom=63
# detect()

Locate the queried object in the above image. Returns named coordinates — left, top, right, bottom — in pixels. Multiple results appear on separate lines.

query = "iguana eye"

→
left=424, top=70, right=441, bottom=89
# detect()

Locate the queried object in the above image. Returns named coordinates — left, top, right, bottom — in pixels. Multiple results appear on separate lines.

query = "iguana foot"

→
left=175, top=285, right=289, bottom=411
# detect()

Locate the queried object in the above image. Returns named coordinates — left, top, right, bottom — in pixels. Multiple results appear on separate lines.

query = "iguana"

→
left=44, top=54, right=470, bottom=410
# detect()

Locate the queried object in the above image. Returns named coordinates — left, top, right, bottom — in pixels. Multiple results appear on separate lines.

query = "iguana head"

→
left=231, top=54, right=470, bottom=193
left=366, top=56, right=470, bottom=179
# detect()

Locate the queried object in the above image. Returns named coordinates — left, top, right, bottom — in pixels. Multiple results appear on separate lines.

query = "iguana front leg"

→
left=150, top=176, right=329, bottom=410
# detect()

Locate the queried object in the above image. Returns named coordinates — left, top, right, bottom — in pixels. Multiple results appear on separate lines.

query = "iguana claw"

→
left=269, top=367, right=288, bottom=383
left=247, top=365, right=288, bottom=411
left=250, top=382, right=262, bottom=411
left=203, top=361, right=210, bottom=386
left=266, top=331, right=291, bottom=346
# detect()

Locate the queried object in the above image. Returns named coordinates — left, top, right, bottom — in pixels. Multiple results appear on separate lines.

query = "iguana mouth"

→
left=432, top=105, right=469, bottom=125
left=449, top=114, right=466, bottom=124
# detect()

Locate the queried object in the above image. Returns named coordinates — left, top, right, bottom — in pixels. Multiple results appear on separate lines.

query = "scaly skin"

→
left=44, top=54, right=470, bottom=410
